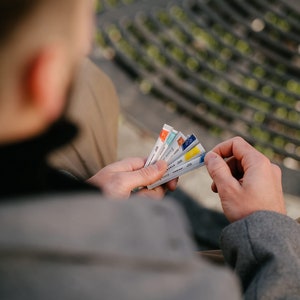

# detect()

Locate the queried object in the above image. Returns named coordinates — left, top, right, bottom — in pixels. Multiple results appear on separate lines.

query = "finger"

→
left=206, top=154, right=239, bottom=193
left=210, top=157, right=242, bottom=193
left=211, top=137, right=257, bottom=162
left=108, top=157, right=146, bottom=173
left=211, top=137, right=250, bottom=158
left=123, top=160, right=168, bottom=191
left=165, top=178, right=179, bottom=191
left=136, top=186, right=166, bottom=200
left=205, top=151, right=241, bottom=194
left=211, top=137, right=265, bottom=172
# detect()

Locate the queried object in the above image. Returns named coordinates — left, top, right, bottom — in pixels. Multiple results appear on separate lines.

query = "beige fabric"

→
left=49, top=58, right=120, bottom=180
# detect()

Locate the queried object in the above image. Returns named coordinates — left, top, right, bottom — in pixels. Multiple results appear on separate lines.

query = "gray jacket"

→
left=0, top=192, right=299, bottom=299
left=221, top=211, right=300, bottom=299
left=0, top=193, right=239, bottom=300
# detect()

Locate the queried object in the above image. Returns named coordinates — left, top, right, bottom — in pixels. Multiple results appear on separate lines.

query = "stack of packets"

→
left=145, top=124, right=207, bottom=189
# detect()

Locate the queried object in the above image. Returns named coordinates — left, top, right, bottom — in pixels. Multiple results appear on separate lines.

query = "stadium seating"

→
left=95, top=0, right=300, bottom=173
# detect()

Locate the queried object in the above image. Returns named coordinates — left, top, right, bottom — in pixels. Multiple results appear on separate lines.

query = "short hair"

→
left=0, top=0, right=41, bottom=45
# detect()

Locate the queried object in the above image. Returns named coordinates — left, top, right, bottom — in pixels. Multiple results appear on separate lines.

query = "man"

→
left=0, top=0, right=239, bottom=299
left=0, top=0, right=300, bottom=299
left=0, top=0, right=175, bottom=199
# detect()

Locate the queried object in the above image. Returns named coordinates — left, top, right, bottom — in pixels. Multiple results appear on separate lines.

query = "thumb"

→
left=128, top=160, right=168, bottom=189
left=205, top=152, right=240, bottom=193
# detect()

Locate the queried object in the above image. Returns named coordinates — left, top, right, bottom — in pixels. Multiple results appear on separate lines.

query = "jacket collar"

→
left=0, top=118, right=93, bottom=198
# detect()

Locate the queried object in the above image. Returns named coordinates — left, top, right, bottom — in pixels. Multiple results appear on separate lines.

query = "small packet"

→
left=145, top=124, right=206, bottom=189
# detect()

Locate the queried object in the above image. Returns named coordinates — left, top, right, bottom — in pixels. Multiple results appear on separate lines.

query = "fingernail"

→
left=205, top=151, right=218, bottom=163
left=206, top=151, right=218, bottom=158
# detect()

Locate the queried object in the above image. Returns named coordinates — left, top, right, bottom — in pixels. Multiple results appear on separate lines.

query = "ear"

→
left=26, top=44, right=70, bottom=123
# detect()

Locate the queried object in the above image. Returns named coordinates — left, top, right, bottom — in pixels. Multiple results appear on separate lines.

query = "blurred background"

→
left=91, top=0, right=300, bottom=248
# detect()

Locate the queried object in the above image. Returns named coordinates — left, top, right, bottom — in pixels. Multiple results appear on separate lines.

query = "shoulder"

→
left=0, top=193, right=240, bottom=300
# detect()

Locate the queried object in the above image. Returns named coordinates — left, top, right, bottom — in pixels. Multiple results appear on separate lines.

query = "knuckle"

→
left=139, top=167, right=154, bottom=180
left=232, top=136, right=245, bottom=144
left=253, top=151, right=270, bottom=166
left=260, top=155, right=271, bottom=167
left=272, top=164, right=282, bottom=176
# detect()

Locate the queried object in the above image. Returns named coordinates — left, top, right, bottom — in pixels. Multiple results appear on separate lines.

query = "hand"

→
left=205, top=137, right=286, bottom=223
left=87, top=157, right=178, bottom=199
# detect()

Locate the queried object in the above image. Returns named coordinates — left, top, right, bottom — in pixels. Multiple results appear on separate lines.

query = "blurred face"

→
left=0, top=0, right=96, bottom=143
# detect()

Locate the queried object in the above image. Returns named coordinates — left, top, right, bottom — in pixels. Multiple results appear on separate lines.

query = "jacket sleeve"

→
left=221, top=211, right=300, bottom=300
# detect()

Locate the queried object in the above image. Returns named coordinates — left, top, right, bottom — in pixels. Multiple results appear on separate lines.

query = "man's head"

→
left=0, top=0, right=95, bottom=143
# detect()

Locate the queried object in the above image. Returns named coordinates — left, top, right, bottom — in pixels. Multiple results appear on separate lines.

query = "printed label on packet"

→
left=167, top=143, right=206, bottom=171
left=145, top=124, right=207, bottom=190
left=144, top=124, right=173, bottom=167
left=167, top=134, right=199, bottom=164
left=161, top=132, right=186, bottom=163
left=157, top=129, right=178, bottom=161
left=147, top=153, right=206, bottom=189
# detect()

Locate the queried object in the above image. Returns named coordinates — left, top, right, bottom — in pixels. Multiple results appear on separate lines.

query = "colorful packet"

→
left=144, top=124, right=173, bottom=167
left=167, top=143, right=206, bottom=171
left=156, top=129, right=178, bottom=161
left=147, top=153, right=206, bottom=189
left=161, top=132, right=186, bottom=163
left=145, top=124, right=207, bottom=190
left=167, top=134, right=199, bottom=164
